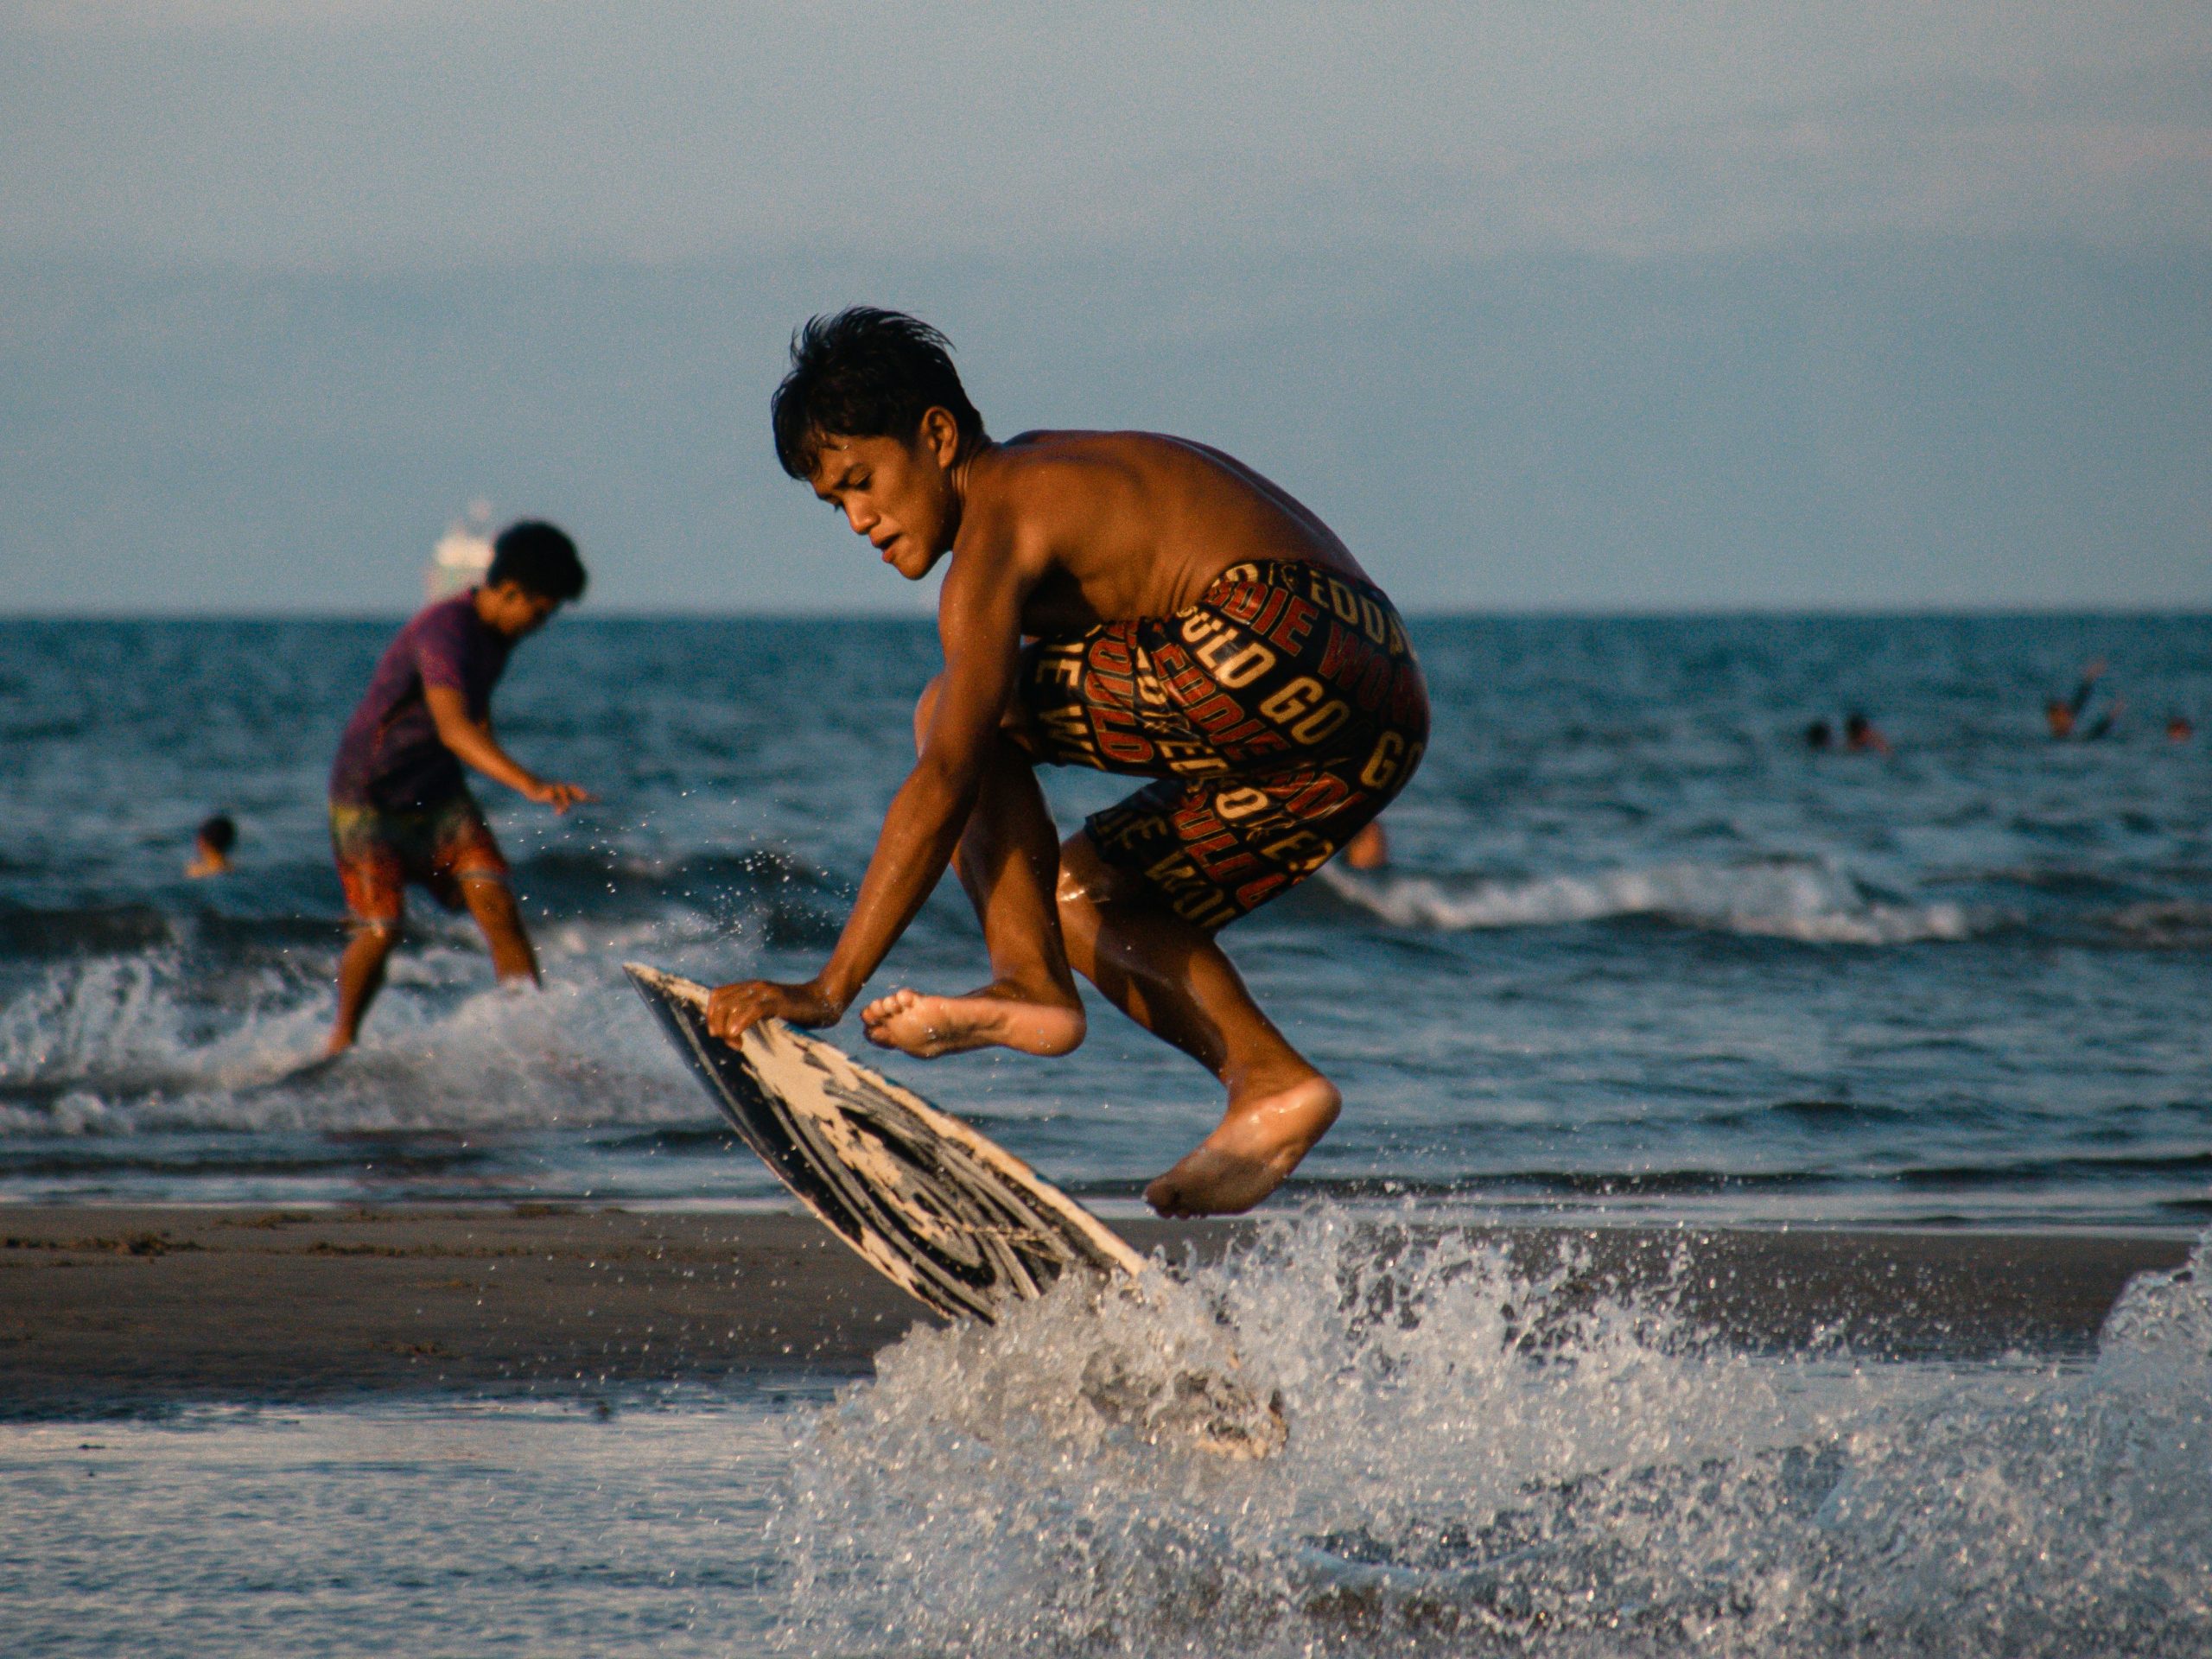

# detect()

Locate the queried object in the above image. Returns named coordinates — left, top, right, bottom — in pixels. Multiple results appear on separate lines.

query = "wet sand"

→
left=0, top=1206, right=2190, bottom=1413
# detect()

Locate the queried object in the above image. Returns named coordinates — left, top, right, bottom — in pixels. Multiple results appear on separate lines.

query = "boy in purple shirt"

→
left=324, top=521, right=592, bottom=1054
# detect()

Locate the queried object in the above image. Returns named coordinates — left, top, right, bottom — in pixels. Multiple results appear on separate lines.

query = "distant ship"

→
left=425, top=502, right=495, bottom=601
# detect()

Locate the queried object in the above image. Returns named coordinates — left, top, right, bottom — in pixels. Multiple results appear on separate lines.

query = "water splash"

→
left=778, top=1213, right=2212, bottom=1656
left=0, top=936, right=698, bottom=1137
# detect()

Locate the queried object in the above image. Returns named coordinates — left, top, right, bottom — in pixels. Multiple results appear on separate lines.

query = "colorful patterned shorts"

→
left=1019, top=560, right=1428, bottom=930
left=329, top=791, right=510, bottom=927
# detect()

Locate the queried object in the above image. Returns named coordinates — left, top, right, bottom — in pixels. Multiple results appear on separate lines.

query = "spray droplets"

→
left=777, top=1211, right=2212, bottom=1657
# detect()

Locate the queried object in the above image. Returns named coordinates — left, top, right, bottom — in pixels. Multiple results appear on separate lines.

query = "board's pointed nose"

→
left=622, top=962, right=714, bottom=1017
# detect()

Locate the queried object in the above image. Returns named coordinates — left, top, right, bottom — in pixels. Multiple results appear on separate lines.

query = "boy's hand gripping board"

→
left=627, top=963, right=1145, bottom=1318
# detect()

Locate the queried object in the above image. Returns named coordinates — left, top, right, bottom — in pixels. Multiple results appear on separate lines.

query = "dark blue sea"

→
left=9, top=610, right=2212, bottom=1657
left=3, top=611, right=2206, bottom=1227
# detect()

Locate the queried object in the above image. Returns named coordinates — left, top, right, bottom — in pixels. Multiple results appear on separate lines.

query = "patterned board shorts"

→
left=1019, top=559, right=1428, bottom=930
left=329, top=791, right=511, bottom=927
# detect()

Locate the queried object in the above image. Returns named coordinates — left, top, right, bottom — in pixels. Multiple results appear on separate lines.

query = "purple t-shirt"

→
left=329, top=593, right=512, bottom=809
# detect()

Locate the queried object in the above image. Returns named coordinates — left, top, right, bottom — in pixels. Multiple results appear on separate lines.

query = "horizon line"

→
left=3, top=603, right=2208, bottom=625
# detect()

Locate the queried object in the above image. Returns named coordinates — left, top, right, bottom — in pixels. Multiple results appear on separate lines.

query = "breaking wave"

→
left=779, top=1212, right=2212, bottom=1657
left=2104, top=899, right=2212, bottom=950
left=1319, top=859, right=1979, bottom=945
left=0, top=925, right=726, bottom=1141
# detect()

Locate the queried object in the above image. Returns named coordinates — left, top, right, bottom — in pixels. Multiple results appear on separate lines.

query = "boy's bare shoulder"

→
left=964, top=428, right=1365, bottom=607
left=963, top=432, right=1147, bottom=549
left=982, top=429, right=1204, bottom=516
left=1000, top=427, right=1182, bottom=462
left=1001, top=427, right=1116, bottom=454
left=994, top=429, right=1147, bottom=481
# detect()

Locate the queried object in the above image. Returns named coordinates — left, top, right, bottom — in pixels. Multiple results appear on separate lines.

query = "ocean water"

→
left=3, top=612, right=2209, bottom=1226
left=7, top=1220, right=2212, bottom=1656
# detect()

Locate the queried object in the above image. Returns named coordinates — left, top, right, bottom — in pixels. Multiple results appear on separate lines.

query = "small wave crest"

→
left=1319, top=859, right=1978, bottom=945
left=0, top=841, right=842, bottom=1146
left=779, top=1212, right=2212, bottom=1656
left=2105, top=899, right=2212, bottom=950
left=0, top=929, right=716, bottom=1141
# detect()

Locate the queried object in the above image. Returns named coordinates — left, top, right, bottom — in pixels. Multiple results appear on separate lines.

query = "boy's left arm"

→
left=423, top=684, right=593, bottom=813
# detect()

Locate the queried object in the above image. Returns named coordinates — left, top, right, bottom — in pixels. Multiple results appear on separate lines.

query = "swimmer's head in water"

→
left=2046, top=700, right=2075, bottom=738
left=1805, top=720, right=1833, bottom=750
left=1842, top=713, right=1890, bottom=755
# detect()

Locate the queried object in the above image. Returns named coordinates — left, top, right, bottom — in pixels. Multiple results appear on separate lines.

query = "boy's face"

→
left=478, top=580, right=563, bottom=639
left=806, top=409, right=963, bottom=582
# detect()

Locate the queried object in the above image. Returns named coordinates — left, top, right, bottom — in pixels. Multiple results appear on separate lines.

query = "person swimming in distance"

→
left=1804, top=719, right=1834, bottom=751
left=1844, top=712, right=1891, bottom=755
left=2046, top=658, right=2108, bottom=739
left=186, top=815, right=236, bottom=879
left=2168, top=715, right=2195, bottom=743
left=323, top=521, right=594, bottom=1056
left=702, top=308, right=1427, bottom=1217
left=1339, top=818, right=1389, bottom=871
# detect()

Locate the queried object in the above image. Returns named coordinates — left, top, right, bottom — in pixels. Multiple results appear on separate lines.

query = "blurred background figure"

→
left=2169, top=715, right=2195, bottom=743
left=2083, top=698, right=2126, bottom=741
left=1340, top=819, right=1390, bottom=871
left=2046, top=659, right=2112, bottom=738
left=185, top=814, right=236, bottom=879
left=1804, top=719, right=1834, bottom=751
left=1844, top=712, right=1891, bottom=755
left=324, top=521, right=594, bottom=1057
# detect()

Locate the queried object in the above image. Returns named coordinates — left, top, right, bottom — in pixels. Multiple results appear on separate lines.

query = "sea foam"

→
left=779, top=1212, right=2212, bottom=1656
left=0, top=931, right=702, bottom=1138
left=1319, top=859, right=1977, bottom=945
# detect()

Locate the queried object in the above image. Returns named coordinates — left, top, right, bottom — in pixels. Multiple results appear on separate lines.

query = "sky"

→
left=3, top=2, right=2209, bottom=613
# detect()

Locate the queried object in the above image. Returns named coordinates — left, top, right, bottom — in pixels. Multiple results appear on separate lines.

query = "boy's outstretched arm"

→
left=423, top=684, right=594, bottom=812
left=705, top=543, right=1029, bottom=1044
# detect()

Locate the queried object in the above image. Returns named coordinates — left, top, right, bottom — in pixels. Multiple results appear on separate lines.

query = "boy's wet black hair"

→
left=486, top=520, right=587, bottom=601
left=197, top=815, right=237, bottom=854
left=772, top=308, right=984, bottom=480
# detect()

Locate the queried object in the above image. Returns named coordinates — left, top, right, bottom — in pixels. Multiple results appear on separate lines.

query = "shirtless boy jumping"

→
left=706, top=310, right=1427, bottom=1216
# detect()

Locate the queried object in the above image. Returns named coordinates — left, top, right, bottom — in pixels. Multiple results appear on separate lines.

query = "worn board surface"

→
left=626, top=963, right=1146, bottom=1324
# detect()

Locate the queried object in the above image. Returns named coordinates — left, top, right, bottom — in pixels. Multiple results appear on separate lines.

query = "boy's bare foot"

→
left=1144, top=1075, right=1342, bottom=1217
left=861, top=986, right=1085, bottom=1059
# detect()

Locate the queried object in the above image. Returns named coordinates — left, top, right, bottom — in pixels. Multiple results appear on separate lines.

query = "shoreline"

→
left=0, top=1205, right=2190, bottom=1415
